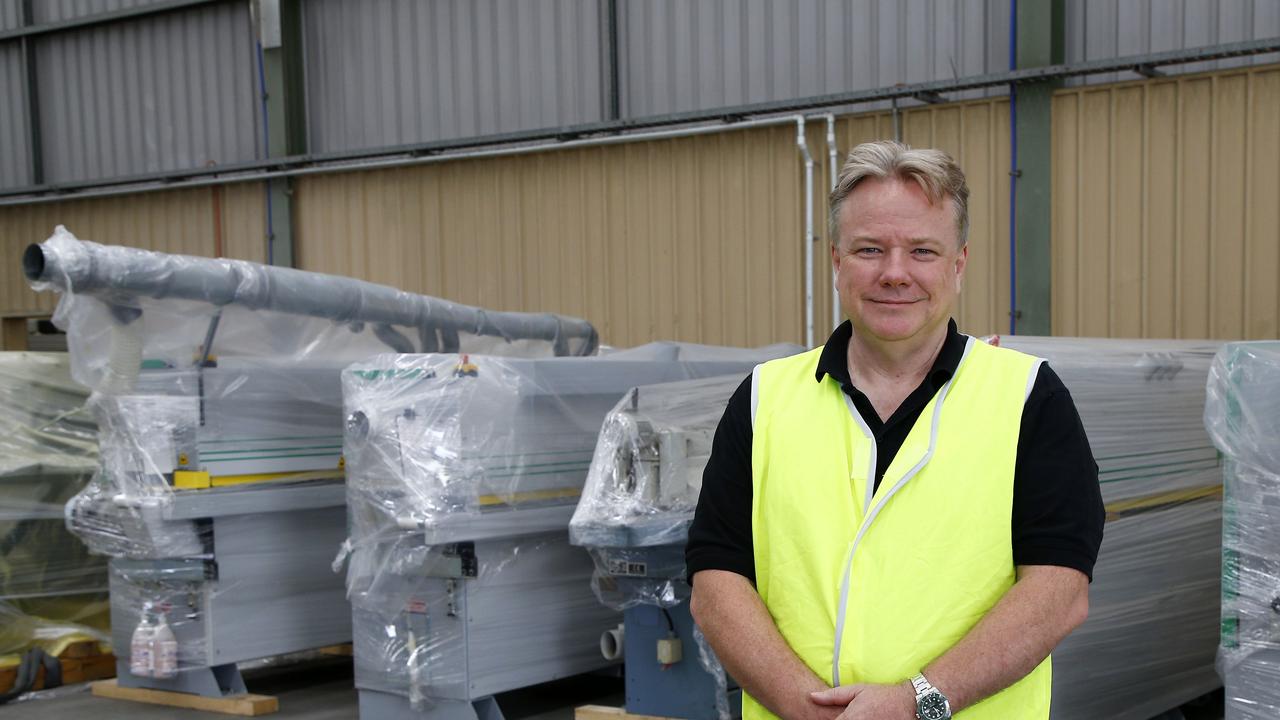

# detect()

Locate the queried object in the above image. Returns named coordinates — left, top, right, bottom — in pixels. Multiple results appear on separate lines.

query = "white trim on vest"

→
left=1025, top=359, right=1045, bottom=403
left=751, top=364, right=765, bottom=430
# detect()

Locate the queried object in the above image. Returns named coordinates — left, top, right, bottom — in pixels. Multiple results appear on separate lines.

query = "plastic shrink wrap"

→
left=0, top=352, right=107, bottom=649
left=1205, top=342, right=1280, bottom=720
left=570, top=374, right=750, bottom=720
left=23, top=226, right=597, bottom=697
left=342, top=344, right=797, bottom=719
left=996, top=337, right=1224, bottom=720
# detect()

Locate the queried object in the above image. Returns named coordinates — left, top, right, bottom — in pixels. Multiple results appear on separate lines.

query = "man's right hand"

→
left=811, top=683, right=916, bottom=720
left=690, top=569, right=846, bottom=720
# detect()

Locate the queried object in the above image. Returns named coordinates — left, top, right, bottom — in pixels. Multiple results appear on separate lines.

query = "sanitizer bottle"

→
left=129, top=604, right=156, bottom=677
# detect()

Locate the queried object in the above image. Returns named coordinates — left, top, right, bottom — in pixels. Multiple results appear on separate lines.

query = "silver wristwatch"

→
left=910, top=673, right=952, bottom=720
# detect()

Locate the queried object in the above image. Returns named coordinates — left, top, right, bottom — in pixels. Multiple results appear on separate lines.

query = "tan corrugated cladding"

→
left=825, top=99, right=1012, bottom=339
left=1053, top=64, right=1280, bottom=340
left=0, top=184, right=267, bottom=317
left=297, top=98, right=1012, bottom=349
left=296, top=124, right=804, bottom=348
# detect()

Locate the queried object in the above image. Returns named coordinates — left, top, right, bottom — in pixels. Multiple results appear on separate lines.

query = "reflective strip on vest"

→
left=747, top=337, right=1051, bottom=720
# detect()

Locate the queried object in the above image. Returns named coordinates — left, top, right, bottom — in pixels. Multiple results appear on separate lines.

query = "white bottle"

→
left=151, top=611, right=179, bottom=679
left=130, top=605, right=156, bottom=677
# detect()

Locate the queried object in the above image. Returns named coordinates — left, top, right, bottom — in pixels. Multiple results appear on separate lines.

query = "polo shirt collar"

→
left=814, top=318, right=965, bottom=391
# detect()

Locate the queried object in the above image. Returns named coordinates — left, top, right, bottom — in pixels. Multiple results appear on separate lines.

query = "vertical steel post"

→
left=19, top=0, right=42, bottom=186
left=1012, top=0, right=1063, bottom=335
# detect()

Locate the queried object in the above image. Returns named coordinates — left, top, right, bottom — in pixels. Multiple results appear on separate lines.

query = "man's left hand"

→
left=810, top=682, right=916, bottom=719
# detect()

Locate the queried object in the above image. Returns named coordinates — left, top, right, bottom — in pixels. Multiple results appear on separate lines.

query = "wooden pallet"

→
left=0, top=640, right=116, bottom=694
left=315, top=643, right=353, bottom=657
left=91, top=679, right=279, bottom=716
left=576, top=705, right=676, bottom=720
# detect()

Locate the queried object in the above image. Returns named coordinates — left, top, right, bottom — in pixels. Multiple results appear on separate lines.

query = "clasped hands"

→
left=807, top=680, right=917, bottom=720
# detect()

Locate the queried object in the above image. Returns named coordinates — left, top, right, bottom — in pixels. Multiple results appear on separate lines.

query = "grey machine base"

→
left=109, top=494, right=352, bottom=697
left=360, top=690, right=503, bottom=720
left=352, top=531, right=619, bottom=718
left=115, top=657, right=248, bottom=696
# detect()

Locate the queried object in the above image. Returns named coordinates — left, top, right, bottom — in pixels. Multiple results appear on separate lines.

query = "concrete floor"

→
left=1, top=657, right=626, bottom=720
left=2, top=658, right=1226, bottom=720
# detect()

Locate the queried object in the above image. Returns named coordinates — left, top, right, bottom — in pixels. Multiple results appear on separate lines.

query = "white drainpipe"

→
left=796, top=117, right=815, bottom=348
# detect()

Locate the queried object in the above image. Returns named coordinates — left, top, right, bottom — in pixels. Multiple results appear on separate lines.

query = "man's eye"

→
left=913, top=248, right=937, bottom=256
left=855, top=247, right=881, bottom=255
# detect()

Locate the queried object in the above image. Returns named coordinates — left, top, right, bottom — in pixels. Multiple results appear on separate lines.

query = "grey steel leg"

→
left=358, top=689, right=506, bottom=720
left=115, top=658, right=248, bottom=697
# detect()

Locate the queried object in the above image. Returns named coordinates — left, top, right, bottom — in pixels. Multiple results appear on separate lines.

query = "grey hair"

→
left=828, top=140, right=970, bottom=248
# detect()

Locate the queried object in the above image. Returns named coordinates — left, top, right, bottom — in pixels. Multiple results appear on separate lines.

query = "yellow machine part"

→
left=173, top=468, right=345, bottom=490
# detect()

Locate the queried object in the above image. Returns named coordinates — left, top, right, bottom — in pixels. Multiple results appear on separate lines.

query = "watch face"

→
left=918, top=692, right=951, bottom=720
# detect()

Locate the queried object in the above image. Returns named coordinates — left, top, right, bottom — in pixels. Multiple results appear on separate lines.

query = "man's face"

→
left=831, top=176, right=967, bottom=344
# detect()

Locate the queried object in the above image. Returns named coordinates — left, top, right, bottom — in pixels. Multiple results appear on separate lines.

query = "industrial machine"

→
left=570, top=374, right=746, bottom=720
left=572, top=336, right=1225, bottom=720
left=1206, top=341, right=1280, bottom=720
left=0, top=352, right=105, bottom=631
left=341, top=343, right=797, bottom=720
left=24, top=226, right=598, bottom=699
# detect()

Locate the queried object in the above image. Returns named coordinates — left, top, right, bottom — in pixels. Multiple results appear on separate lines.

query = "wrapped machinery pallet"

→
left=0, top=351, right=110, bottom=696
left=341, top=343, right=798, bottom=720
left=1205, top=341, right=1280, bottom=720
left=998, top=337, right=1224, bottom=720
left=571, top=336, right=1224, bottom=720
left=570, top=374, right=748, bottom=720
left=23, top=226, right=598, bottom=699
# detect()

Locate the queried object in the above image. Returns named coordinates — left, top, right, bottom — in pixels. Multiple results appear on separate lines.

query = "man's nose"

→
left=878, top=250, right=912, bottom=286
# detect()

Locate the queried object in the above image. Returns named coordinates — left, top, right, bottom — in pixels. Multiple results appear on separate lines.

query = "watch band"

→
left=910, top=673, right=934, bottom=698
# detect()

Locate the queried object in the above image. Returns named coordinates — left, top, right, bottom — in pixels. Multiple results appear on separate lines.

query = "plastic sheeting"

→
left=569, top=375, right=750, bottom=720
left=974, top=337, right=1226, bottom=719
left=0, top=352, right=106, bottom=635
left=350, top=534, right=611, bottom=708
left=0, top=600, right=109, bottom=659
left=342, top=344, right=797, bottom=709
left=342, top=344, right=797, bottom=557
left=22, top=227, right=604, bottom=679
left=23, top=226, right=599, bottom=559
left=1206, top=341, right=1280, bottom=720
left=571, top=375, right=741, bottom=609
left=25, top=228, right=597, bottom=393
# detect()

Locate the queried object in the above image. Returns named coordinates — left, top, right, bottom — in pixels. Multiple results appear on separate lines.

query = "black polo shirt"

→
left=686, top=319, right=1106, bottom=584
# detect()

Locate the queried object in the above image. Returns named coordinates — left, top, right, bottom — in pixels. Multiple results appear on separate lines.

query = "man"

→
left=686, top=141, right=1104, bottom=720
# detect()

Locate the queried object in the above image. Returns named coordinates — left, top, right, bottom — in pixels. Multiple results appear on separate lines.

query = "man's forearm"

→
left=690, top=570, right=838, bottom=720
left=922, top=565, right=1089, bottom=712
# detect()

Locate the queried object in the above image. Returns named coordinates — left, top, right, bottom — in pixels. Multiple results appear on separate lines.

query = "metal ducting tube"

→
left=23, top=230, right=598, bottom=356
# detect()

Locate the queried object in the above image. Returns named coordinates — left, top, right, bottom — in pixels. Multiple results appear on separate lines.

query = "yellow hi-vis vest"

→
left=747, top=336, right=1051, bottom=720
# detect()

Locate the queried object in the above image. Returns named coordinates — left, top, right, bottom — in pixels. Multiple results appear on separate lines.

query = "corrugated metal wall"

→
left=1052, top=65, right=1280, bottom=340
left=1065, top=0, right=1280, bottom=85
left=0, top=183, right=266, bottom=316
left=620, top=0, right=1009, bottom=117
left=6, top=1, right=1280, bottom=191
left=32, top=0, right=176, bottom=23
left=0, top=43, right=29, bottom=188
left=0, top=0, right=19, bottom=31
left=295, top=97, right=1013, bottom=349
left=31, top=0, right=175, bottom=22
left=295, top=125, right=804, bottom=348
left=303, top=0, right=606, bottom=153
left=35, top=1, right=261, bottom=183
